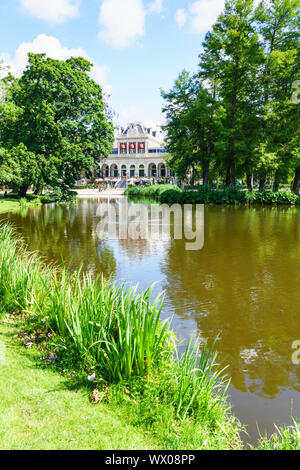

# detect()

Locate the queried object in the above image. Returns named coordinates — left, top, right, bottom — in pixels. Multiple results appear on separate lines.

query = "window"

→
left=120, top=143, right=127, bottom=154
left=138, top=142, right=145, bottom=154
left=130, top=165, right=135, bottom=177
left=129, top=143, right=136, bottom=154
left=139, top=165, right=145, bottom=177
left=121, top=165, right=127, bottom=177
left=150, top=164, right=157, bottom=177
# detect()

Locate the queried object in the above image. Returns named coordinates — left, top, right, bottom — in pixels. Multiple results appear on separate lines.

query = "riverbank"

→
left=0, top=194, right=51, bottom=215
left=125, top=185, right=300, bottom=205
left=75, top=188, right=126, bottom=198
left=1, top=210, right=300, bottom=449
left=0, top=223, right=243, bottom=450
left=0, top=319, right=157, bottom=450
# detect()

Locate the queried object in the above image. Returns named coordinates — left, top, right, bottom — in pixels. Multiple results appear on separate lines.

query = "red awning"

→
left=138, top=143, right=145, bottom=149
left=129, top=143, right=136, bottom=149
left=120, top=143, right=126, bottom=149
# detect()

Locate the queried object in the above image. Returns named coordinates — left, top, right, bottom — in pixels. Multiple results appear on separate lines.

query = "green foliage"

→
left=159, top=186, right=300, bottom=205
left=162, top=0, right=300, bottom=191
left=254, top=420, right=300, bottom=450
left=125, top=184, right=182, bottom=198
left=0, top=223, right=243, bottom=449
left=0, top=53, right=114, bottom=197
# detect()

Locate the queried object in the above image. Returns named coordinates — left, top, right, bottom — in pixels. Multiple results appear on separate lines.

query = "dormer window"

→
left=120, top=143, right=127, bottom=154
left=129, top=143, right=136, bottom=154
left=138, top=142, right=145, bottom=154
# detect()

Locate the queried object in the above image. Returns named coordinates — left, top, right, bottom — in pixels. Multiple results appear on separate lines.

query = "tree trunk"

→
left=259, top=176, right=266, bottom=191
left=225, top=162, right=235, bottom=186
left=34, top=184, right=43, bottom=195
left=19, top=185, right=29, bottom=198
left=292, top=168, right=300, bottom=195
left=246, top=173, right=253, bottom=190
left=225, top=166, right=231, bottom=186
left=191, top=165, right=195, bottom=186
left=203, top=162, right=209, bottom=186
left=273, top=180, right=280, bottom=192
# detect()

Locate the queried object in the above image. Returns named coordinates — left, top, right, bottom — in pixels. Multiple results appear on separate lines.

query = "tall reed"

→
left=0, top=223, right=232, bottom=429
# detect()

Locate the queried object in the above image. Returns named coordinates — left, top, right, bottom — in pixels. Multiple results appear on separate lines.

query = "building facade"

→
left=99, top=122, right=171, bottom=181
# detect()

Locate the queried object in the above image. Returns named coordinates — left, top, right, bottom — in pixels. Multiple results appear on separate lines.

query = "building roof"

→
left=122, top=123, right=147, bottom=137
left=113, top=122, right=164, bottom=148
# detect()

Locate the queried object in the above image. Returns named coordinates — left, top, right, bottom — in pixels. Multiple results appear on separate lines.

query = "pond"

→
left=2, top=197, right=300, bottom=445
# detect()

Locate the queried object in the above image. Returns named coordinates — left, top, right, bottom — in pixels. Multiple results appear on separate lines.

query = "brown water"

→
left=1, top=198, right=300, bottom=445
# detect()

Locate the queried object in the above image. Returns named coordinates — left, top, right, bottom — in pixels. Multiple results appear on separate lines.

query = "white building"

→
left=99, top=122, right=171, bottom=181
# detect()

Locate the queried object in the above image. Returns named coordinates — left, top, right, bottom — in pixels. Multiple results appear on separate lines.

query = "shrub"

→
left=125, top=184, right=182, bottom=199
left=159, top=186, right=300, bottom=206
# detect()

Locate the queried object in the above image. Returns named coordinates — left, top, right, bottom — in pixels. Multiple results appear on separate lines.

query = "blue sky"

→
left=0, top=0, right=227, bottom=126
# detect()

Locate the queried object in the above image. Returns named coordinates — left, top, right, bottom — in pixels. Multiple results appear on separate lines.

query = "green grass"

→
left=0, top=195, right=21, bottom=214
left=0, top=320, right=158, bottom=450
left=0, top=223, right=243, bottom=449
left=0, top=194, right=46, bottom=215
left=253, top=421, right=300, bottom=450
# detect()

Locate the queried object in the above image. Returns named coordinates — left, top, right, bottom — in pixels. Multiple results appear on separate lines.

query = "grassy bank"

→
left=125, top=185, right=300, bottom=206
left=0, top=194, right=51, bottom=215
left=0, top=223, right=242, bottom=449
left=0, top=320, right=158, bottom=450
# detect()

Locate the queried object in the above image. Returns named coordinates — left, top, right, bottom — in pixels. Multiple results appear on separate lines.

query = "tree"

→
left=162, top=0, right=299, bottom=191
left=0, top=144, right=41, bottom=194
left=255, top=0, right=300, bottom=191
left=0, top=53, right=114, bottom=196
left=199, top=0, right=262, bottom=186
left=161, top=71, right=225, bottom=185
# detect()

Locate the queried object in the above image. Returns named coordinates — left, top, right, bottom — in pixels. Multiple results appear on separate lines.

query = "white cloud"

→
left=148, top=0, right=163, bottom=15
left=189, top=0, right=225, bottom=34
left=175, top=8, right=187, bottom=29
left=98, top=0, right=146, bottom=48
left=184, top=0, right=261, bottom=35
left=98, top=0, right=163, bottom=48
left=19, top=0, right=80, bottom=23
left=0, top=34, right=112, bottom=94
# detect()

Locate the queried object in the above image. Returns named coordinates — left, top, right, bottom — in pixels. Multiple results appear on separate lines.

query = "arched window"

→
left=160, top=164, right=166, bottom=177
left=110, top=164, right=118, bottom=178
left=102, top=165, right=109, bottom=178
left=139, top=165, right=145, bottom=177
left=130, top=165, right=135, bottom=177
left=149, top=164, right=157, bottom=177
left=121, top=165, right=127, bottom=177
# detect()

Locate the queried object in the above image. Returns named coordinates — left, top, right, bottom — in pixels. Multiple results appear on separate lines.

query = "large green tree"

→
left=199, top=0, right=262, bottom=186
left=163, top=0, right=299, bottom=190
left=161, top=71, right=225, bottom=185
left=255, top=0, right=300, bottom=191
left=0, top=53, right=114, bottom=196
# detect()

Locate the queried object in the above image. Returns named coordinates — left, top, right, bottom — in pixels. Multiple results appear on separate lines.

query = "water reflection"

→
left=2, top=200, right=300, bottom=443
